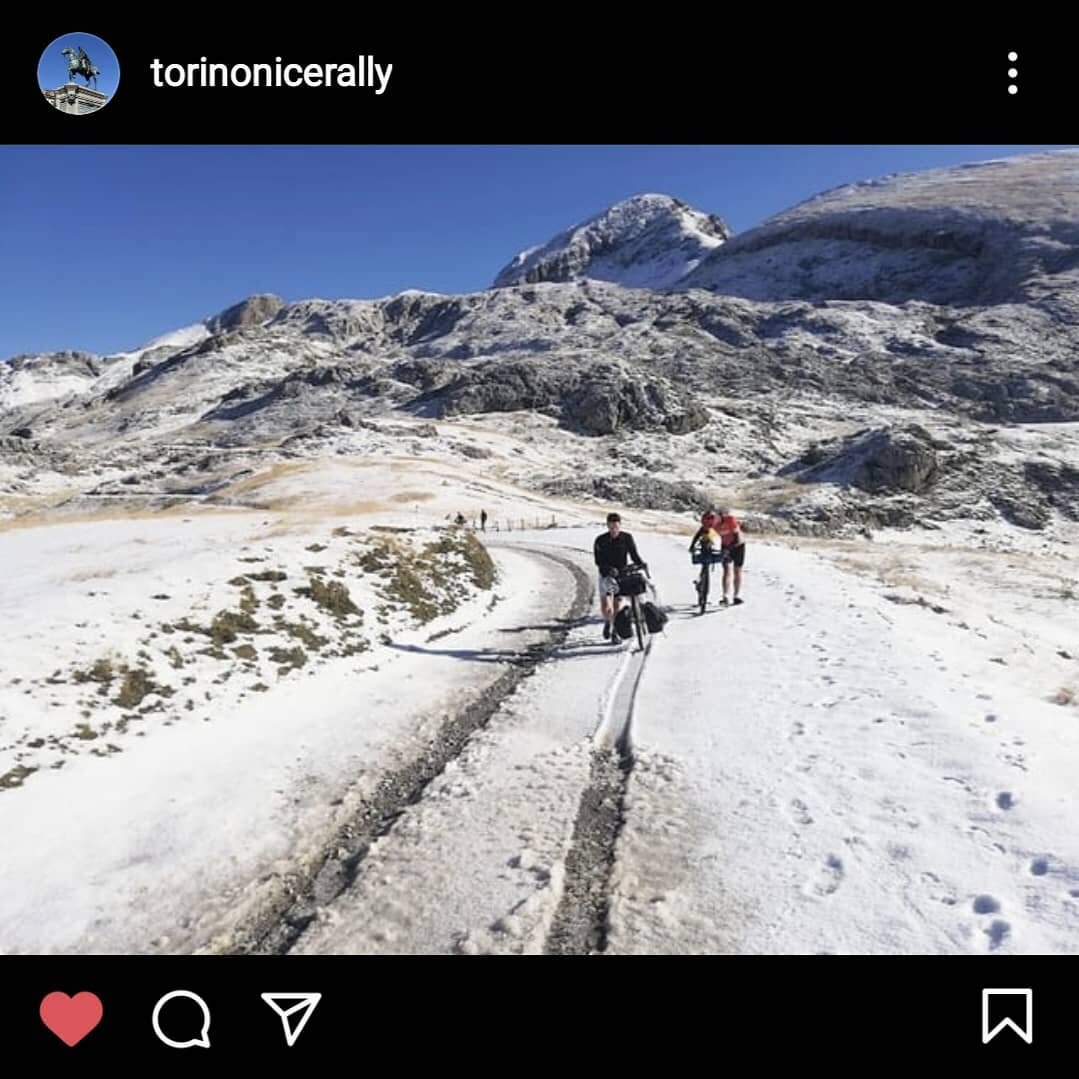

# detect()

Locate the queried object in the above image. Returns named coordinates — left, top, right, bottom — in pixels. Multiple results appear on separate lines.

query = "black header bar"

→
left=6, top=21, right=1072, bottom=143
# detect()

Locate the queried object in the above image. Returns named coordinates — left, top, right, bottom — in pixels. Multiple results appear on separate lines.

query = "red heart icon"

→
left=39, top=991, right=103, bottom=1047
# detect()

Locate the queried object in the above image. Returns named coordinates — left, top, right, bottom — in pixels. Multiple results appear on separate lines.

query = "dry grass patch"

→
left=0, top=502, right=247, bottom=535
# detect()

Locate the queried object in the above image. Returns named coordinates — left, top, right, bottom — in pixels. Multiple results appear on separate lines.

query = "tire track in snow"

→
left=544, top=577, right=657, bottom=955
left=236, top=547, right=594, bottom=956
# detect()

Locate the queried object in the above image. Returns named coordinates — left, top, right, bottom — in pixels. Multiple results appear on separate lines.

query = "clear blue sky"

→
left=1, top=145, right=1071, bottom=359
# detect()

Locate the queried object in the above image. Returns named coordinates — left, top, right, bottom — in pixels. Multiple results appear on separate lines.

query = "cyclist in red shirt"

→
left=689, top=505, right=746, bottom=606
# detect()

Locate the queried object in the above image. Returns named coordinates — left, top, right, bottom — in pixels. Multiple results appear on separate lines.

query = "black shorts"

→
left=723, top=543, right=745, bottom=568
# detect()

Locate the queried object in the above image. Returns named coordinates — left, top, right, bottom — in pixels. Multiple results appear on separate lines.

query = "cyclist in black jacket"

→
left=594, top=512, right=647, bottom=640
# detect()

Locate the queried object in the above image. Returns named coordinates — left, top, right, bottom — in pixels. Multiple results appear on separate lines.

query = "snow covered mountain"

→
left=2, top=151, right=1078, bottom=544
left=492, top=193, right=732, bottom=289
left=681, top=150, right=1079, bottom=309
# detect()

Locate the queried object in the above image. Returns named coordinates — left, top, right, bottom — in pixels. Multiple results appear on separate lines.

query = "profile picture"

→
left=38, top=32, right=120, bottom=115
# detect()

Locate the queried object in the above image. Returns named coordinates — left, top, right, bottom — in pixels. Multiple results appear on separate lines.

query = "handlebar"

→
left=691, top=546, right=730, bottom=561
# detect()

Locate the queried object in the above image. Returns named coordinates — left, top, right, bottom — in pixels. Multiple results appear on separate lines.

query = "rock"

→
left=455, top=442, right=492, bottom=459
left=428, top=362, right=565, bottom=419
left=563, top=379, right=624, bottom=435
left=856, top=428, right=939, bottom=493
left=783, top=425, right=939, bottom=494
left=1025, top=460, right=1079, bottom=520
left=420, top=357, right=708, bottom=438
left=207, top=294, right=284, bottom=332
left=544, top=474, right=706, bottom=512
left=0, top=436, right=36, bottom=453
left=390, top=359, right=447, bottom=390
left=664, top=402, right=710, bottom=434
left=562, top=370, right=706, bottom=436
left=799, top=442, right=830, bottom=466
left=991, top=493, right=1051, bottom=530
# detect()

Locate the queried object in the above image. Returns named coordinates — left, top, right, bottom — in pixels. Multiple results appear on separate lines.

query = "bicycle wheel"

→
left=633, top=596, right=646, bottom=651
left=698, top=560, right=709, bottom=614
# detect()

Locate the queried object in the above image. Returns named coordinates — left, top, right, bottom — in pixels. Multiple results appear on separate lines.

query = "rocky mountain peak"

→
left=492, top=193, right=731, bottom=290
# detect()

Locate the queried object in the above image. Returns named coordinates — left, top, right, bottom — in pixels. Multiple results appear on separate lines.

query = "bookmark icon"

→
left=982, top=989, right=1033, bottom=1045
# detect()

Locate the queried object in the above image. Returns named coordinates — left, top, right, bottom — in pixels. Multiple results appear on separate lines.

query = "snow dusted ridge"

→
left=0, top=153, right=1076, bottom=591
left=114, top=320, right=212, bottom=361
left=1, top=317, right=214, bottom=414
left=492, top=193, right=732, bottom=289
left=0, top=351, right=110, bottom=411
left=682, top=150, right=1079, bottom=307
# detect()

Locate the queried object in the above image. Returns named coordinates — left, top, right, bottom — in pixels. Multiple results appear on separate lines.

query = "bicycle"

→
left=609, top=562, right=651, bottom=651
left=691, top=542, right=726, bottom=614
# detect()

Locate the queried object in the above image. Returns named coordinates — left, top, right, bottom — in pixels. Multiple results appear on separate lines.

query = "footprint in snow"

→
left=973, top=894, right=1000, bottom=914
left=1030, top=858, right=1049, bottom=876
left=996, top=791, right=1015, bottom=810
left=807, top=855, right=844, bottom=897
left=942, top=775, right=974, bottom=794
left=985, top=920, right=1011, bottom=951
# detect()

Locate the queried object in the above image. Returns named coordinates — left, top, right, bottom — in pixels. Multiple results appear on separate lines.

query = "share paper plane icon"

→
left=261, top=993, right=322, bottom=1047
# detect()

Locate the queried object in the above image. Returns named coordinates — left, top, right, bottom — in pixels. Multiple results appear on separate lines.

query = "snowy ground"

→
left=280, top=527, right=1079, bottom=956
left=0, top=497, right=541, bottom=953
left=608, top=535, right=1079, bottom=954
left=1, top=466, right=1077, bottom=955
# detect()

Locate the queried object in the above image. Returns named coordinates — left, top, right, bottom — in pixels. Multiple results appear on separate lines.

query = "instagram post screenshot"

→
left=3, top=19, right=1075, bottom=1061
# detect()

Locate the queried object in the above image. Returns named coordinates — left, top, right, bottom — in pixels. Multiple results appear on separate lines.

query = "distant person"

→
left=455, top=511, right=466, bottom=526
left=690, top=505, right=745, bottom=605
left=594, top=512, right=647, bottom=640
left=480, top=509, right=487, bottom=532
